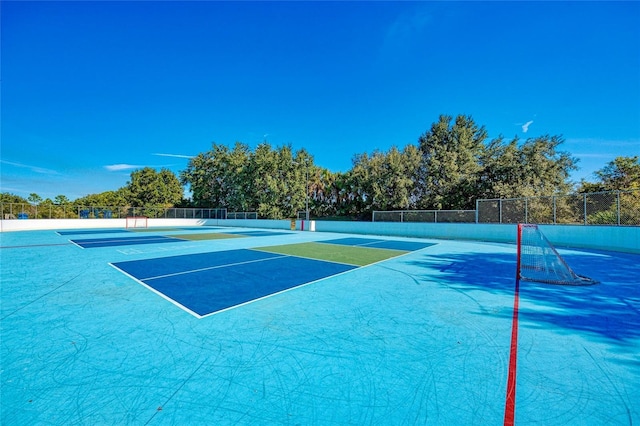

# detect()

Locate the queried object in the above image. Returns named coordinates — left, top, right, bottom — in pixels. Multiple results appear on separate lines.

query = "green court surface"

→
left=173, top=232, right=245, bottom=241
left=255, top=242, right=408, bottom=266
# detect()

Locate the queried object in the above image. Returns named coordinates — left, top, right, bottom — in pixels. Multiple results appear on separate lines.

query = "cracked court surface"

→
left=1, top=226, right=639, bottom=425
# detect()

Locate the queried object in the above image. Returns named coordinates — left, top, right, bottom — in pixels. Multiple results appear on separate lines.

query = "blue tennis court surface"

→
left=57, top=229, right=132, bottom=235
left=71, top=235, right=184, bottom=248
left=112, top=249, right=356, bottom=317
left=1, top=226, right=638, bottom=425
left=58, top=227, right=214, bottom=236
left=70, top=229, right=295, bottom=248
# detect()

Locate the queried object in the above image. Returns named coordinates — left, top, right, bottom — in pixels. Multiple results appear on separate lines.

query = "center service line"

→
left=141, top=254, right=290, bottom=281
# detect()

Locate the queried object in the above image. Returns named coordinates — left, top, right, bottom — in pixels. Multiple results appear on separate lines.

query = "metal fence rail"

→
left=372, top=210, right=476, bottom=223
left=4, top=189, right=637, bottom=225
left=1, top=204, right=227, bottom=220
left=371, top=190, right=638, bottom=226
left=476, top=190, right=639, bottom=225
left=227, top=211, right=258, bottom=219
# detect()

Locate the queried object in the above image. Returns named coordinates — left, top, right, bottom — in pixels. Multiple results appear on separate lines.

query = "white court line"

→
left=319, top=239, right=405, bottom=251
left=357, top=240, right=387, bottom=247
left=140, top=254, right=290, bottom=281
left=108, top=263, right=204, bottom=318
left=109, top=246, right=417, bottom=319
left=198, top=265, right=358, bottom=319
left=116, top=243, right=200, bottom=255
left=74, top=235, right=180, bottom=246
left=68, top=239, right=85, bottom=249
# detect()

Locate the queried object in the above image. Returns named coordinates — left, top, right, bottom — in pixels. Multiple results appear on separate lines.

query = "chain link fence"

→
left=4, top=189, right=637, bottom=226
left=372, top=210, right=476, bottom=223
left=476, top=190, right=639, bottom=225
left=1, top=204, right=227, bottom=220
left=371, top=190, right=638, bottom=226
left=227, top=211, right=258, bottom=219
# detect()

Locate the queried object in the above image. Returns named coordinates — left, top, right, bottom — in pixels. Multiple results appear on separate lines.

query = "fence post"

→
left=583, top=193, right=587, bottom=225
left=525, top=198, right=528, bottom=224
left=617, top=191, right=621, bottom=226
left=475, top=200, right=479, bottom=223
left=553, top=196, right=557, bottom=224
left=499, top=199, right=502, bottom=224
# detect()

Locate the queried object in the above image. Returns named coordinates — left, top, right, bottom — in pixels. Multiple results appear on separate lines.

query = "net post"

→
left=516, top=223, right=523, bottom=281
left=518, top=223, right=597, bottom=285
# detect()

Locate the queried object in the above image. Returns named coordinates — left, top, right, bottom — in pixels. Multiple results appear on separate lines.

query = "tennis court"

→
left=1, top=225, right=638, bottom=425
left=69, top=228, right=297, bottom=248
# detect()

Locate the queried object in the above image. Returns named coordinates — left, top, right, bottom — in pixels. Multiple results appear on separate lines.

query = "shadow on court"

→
left=407, top=249, right=640, bottom=343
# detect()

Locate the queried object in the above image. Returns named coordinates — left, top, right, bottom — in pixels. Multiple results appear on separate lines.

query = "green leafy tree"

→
left=479, top=135, right=577, bottom=199
left=516, top=135, right=577, bottom=196
left=203, top=142, right=252, bottom=211
left=180, top=142, right=312, bottom=218
left=417, top=115, right=488, bottom=210
left=28, top=193, right=43, bottom=205
left=49, top=195, right=71, bottom=219
left=225, top=142, right=253, bottom=211
left=388, top=144, right=422, bottom=209
left=1, top=192, right=29, bottom=204
left=250, top=143, right=310, bottom=219
left=54, top=195, right=71, bottom=205
left=181, top=150, right=215, bottom=207
left=348, top=145, right=421, bottom=216
left=317, top=171, right=357, bottom=219
left=125, top=167, right=183, bottom=207
left=73, top=190, right=128, bottom=207
left=180, top=142, right=254, bottom=210
left=71, top=190, right=128, bottom=218
left=307, top=166, right=343, bottom=218
left=579, top=156, right=640, bottom=225
left=1, top=193, right=29, bottom=218
left=179, top=114, right=583, bottom=220
left=579, top=156, right=640, bottom=192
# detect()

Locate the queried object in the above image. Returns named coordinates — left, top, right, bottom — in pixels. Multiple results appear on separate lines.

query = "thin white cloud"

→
left=152, top=153, right=195, bottom=159
left=385, top=7, right=431, bottom=46
left=104, top=164, right=144, bottom=171
left=521, top=120, right=534, bottom=133
left=565, top=138, right=640, bottom=148
left=379, top=6, right=432, bottom=61
left=0, top=159, right=60, bottom=175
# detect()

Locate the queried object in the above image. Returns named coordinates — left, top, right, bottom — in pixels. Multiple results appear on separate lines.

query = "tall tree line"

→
left=1, top=167, right=183, bottom=211
left=181, top=115, right=583, bottom=219
left=5, top=115, right=637, bottom=219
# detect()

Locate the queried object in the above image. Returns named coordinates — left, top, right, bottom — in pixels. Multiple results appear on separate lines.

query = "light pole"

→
left=304, top=164, right=309, bottom=221
left=294, top=159, right=310, bottom=221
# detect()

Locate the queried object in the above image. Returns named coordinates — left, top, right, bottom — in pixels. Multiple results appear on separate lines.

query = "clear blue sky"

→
left=2, top=1, right=639, bottom=200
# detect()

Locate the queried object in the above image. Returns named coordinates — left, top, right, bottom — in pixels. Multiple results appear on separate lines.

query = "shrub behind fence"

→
left=3, top=190, right=637, bottom=225
left=476, top=190, right=639, bottom=225
left=372, top=210, right=476, bottom=223
left=372, top=190, right=638, bottom=226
